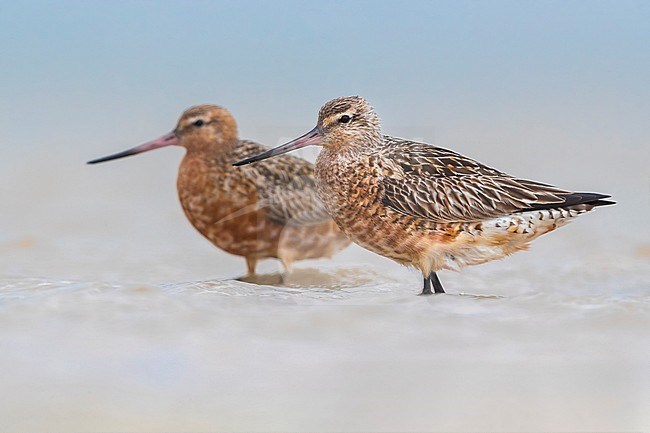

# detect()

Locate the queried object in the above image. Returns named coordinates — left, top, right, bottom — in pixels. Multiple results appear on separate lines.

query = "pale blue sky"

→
left=2, top=1, right=648, bottom=148
left=1, top=1, right=649, bottom=244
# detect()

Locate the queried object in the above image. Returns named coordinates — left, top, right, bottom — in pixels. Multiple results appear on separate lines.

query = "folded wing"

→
left=379, top=138, right=610, bottom=223
left=237, top=141, right=332, bottom=226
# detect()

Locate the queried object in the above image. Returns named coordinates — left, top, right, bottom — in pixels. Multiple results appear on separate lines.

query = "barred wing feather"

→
left=237, top=141, right=332, bottom=226
left=379, top=138, right=569, bottom=223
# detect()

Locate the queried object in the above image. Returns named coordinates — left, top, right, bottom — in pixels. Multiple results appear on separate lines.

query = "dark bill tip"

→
left=232, top=150, right=275, bottom=167
left=87, top=148, right=139, bottom=164
left=87, top=131, right=179, bottom=165
left=232, top=126, right=322, bottom=167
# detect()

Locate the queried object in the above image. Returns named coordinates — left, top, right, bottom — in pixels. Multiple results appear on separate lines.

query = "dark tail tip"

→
left=525, top=192, right=615, bottom=212
left=589, top=198, right=616, bottom=207
left=572, top=193, right=615, bottom=207
left=561, top=192, right=615, bottom=210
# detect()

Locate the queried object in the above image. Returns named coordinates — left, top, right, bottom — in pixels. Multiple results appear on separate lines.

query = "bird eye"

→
left=338, top=115, right=351, bottom=124
left=193, top=119, right=205, bottom=127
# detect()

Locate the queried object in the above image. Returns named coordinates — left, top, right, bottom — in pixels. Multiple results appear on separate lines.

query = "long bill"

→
left=232, top=126, right=322, bottom=166
left=87, top=131, right=179, bottom=164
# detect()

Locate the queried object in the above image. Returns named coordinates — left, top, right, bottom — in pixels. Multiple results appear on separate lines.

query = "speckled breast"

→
left=315, top=151, right=451, bottom=265
left=177, top=155, right=284, bottom=258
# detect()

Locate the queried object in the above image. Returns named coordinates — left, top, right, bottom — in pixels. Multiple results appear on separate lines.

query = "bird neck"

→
left=324, top=130, right=383, bottom=155
left=184, top=138, right=237, bottom=164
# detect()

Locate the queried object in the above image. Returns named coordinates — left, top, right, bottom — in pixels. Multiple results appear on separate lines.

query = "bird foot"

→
left=236, top=273, right=284, bottom=285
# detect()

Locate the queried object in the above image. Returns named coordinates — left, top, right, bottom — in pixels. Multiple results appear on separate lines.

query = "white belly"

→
left=425, top=207, right=591, bottom=272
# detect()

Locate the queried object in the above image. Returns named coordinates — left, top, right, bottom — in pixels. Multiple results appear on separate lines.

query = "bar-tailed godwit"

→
left=234, top=96, right=614, bottom=294
left=88, top=105, right=350, bottom=278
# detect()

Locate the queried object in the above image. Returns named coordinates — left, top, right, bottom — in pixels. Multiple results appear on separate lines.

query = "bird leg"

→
left=277, top=257, right=294, bottom=284
left=420, top=276, right=433, bottom=295
left=429, top=272, right=446, bottom=294
left=245, top=257, right=257, bottom=277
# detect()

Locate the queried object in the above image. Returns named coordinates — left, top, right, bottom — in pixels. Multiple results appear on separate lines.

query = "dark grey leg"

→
left=420, top=276, right=433, bottom=295
left=429, top=272, right=445, bottom=294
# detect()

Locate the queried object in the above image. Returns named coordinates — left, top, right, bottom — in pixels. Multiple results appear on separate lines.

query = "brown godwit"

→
left=88, top=105, right=350, bottom=278
left=234, top=96, right=614, bottom=295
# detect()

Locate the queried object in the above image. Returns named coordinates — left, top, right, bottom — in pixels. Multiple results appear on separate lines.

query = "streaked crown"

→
left=175, top=104, right=238, bottom=153
left=317, top=96, right=382, bottom=148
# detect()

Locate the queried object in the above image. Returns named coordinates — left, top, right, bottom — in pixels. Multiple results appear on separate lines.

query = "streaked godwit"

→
left=234, top=96, right=614, bottom=295
left=88, top=105, right=350, bottom=278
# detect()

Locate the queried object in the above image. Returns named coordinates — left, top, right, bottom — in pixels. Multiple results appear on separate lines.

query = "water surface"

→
left=1, top=153, right=648, bottom=432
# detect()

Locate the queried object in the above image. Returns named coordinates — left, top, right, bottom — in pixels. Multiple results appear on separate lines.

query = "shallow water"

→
left=2, top=255, right=649, bottom=431
left=1, top=153, right=649, bottom=431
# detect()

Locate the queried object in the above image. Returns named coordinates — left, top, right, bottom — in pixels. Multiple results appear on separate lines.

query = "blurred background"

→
left=1, top=1, right=649, bottom=431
